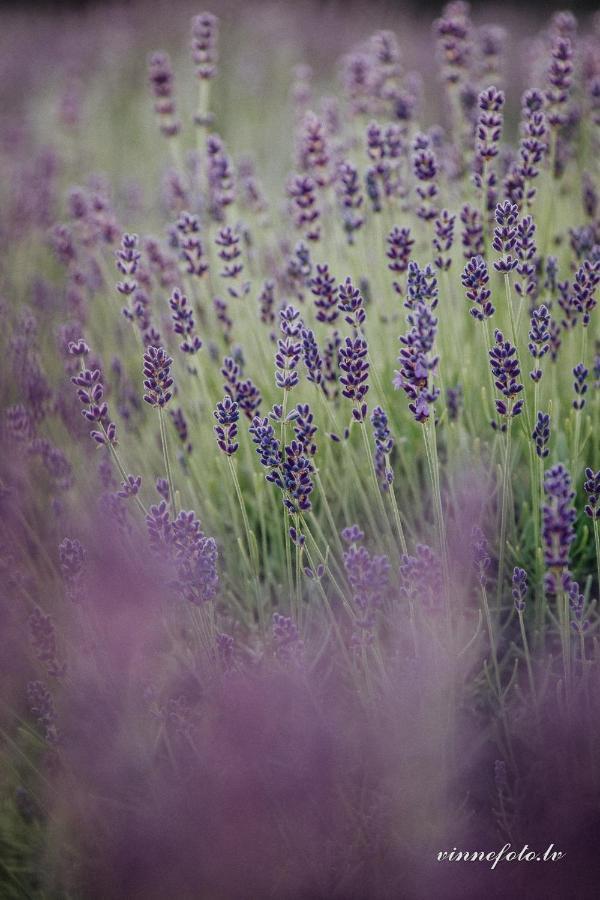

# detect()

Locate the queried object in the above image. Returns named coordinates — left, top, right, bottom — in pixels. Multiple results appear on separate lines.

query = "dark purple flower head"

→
left=433, top=209, right=455, bottom=271
left=68, top=339, right=89, bottom=358
left=446, top=385, right=462, bottom=421
left=206, top=135, right=236, bottom=217
left=512, top=566, right=528, bottom=612
left=117, top=475, right=142, bottom=499
left=532, top=411, right=550, bottom=459
left=572, top=257, right=600, bottom=326
left=387, top=226, right=414, bottom=294
left=394, top=301, right=440, bottom=423
left=514, top=215, right=537, bottom=297
left=301, top=328, right=322, bottom=386
left=170, top=407, right=192, bottom=455
left=288, top=174, right=320, bottom=242
left=542, top=463, right=576, bottom=586
left=474, top=86, right=504, bottom=193
left=462, top=255, right=494, bottom=320
left=249, top=414, right=281, bottom=470
left=143, top=346, right=174, bottom=408
left=148, top=51, right=181, bottom=137
left=275, top=305, right=302, bottom=391
left=310, top=264, right=338, bottom=324
left=545, top=35, right=574, bottom=128
left=434, top=4, right=473, bottom=86
left=296, top=110, right=330, bottom=187
left=288, top=403, right=317, bottom=457
left=489, top=330, right=524, bottom=423
left=405, top=261, right=438, bottom=311
left=528, top=305, right=550, bottom=383
left=460, top=204, right=484, bottom=259
left=169, top=288, right=202, bottom=354
left=572, top=363, right=588, bottom=411
left=412, top=134, right=438, bottom=222
left=115, top=232, right=140, bottom=303
left=583, top=468, right=600, bottom=520
left=492, top=201, right=519, bottom=273
left=371, top=405, right=394, bottom=491
left=341, top=524, right=365, bottom=544
left=336, top=160, right=364, bottom=243
left=213, top=396, right=239, bottom=456
left=172, top=509, right=219, bottom=604
left=191, top=12, right=219, bottom=80
left=175, top=211, right=209, bottom=278
left=71, top=362, right=117, bottom=446
left=338, top=277, right=365, bottom=329
left=339, top=335, right=369, bottom=422
left=215, top=226, right=246, bottom=295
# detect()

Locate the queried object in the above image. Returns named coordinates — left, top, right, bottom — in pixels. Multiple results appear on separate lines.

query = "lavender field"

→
left=1, top=1, right=600, bottom=897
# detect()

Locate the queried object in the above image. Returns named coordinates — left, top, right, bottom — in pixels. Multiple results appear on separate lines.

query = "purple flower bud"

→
left=583, top=468, right=600, bottom=520
left=143, top=346, right=174, bottom=408
left=213, top=396, right=239, bottom=456
left=512, top=566, right=528, bottom=611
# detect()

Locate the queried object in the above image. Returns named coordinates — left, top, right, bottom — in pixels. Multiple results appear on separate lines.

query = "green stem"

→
left=159, top=406, right=177, bottom=518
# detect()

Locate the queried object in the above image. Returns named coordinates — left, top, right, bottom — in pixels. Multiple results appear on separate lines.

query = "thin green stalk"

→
left=496, top=411, right=513, bottom=606
left=158, top=406, right=177, bottom=518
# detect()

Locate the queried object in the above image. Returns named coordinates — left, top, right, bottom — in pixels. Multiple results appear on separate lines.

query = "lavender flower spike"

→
left=213, top=397, right=239, bottom=456
left=143, top=346, right=174, bottom=407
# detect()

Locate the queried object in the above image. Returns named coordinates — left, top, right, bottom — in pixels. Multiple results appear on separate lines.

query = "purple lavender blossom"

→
left=583, top=468, right=600, bottom=520
left=288, top=174, right=320, bottom=242
left=339, top=335, right=369, bottom=422
left=175, top=212, right=209, bottom=279
left=169, top=288, right=202, bottom=354
left=542, top=463, right=576, bottom=592
left=394, top=302, right=439, bottom=424
left=545, top=35, right=574, bottom=130
left=336, top=160, right=364, bottom=243
left=213, top=397, right=239, bottom=456
left=275, top=306, right=302, bottom=391
left=572, top=258, right=600, bottom=326
left=412, top=133, right=439, bottom=222
left=117, top=475, right=142, bottom=499
left=489, top=330, right=524, bottom=424
left=572, top=363, right=588, bottom=411
left=514, top=215, right=537, bottom=298
left=473, top=86, right=504, bottom=206
left=338, top=277, right=365, bottom=330
left=386, top=226, right=414, bottom=295
left=512, top=566, right=528, bottom=611
left=310, top=264, right=338, bottom=324
left=460, top=204, right=484, bottom=259
left=148, top=52, right=181, bottom=138
left=371, top=405, right=394, bottom=492
left=492, top=201, right=519, bottom=273
left=462, top=255, right=494, bottom=320
left=70, top=355, right=117, bottom=446
left=301, top=328, right=323, bottom=386
left=433, top=209, right=455, bottom=271
left=191, top=12, right=219, bottom=81
left=143, top=346, right=174, bottom=408
left=532, top=412, right=550, bottom=459
left=446, top=385, right=462, bottom=421
left=528, top=304, right=550, bottom=380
